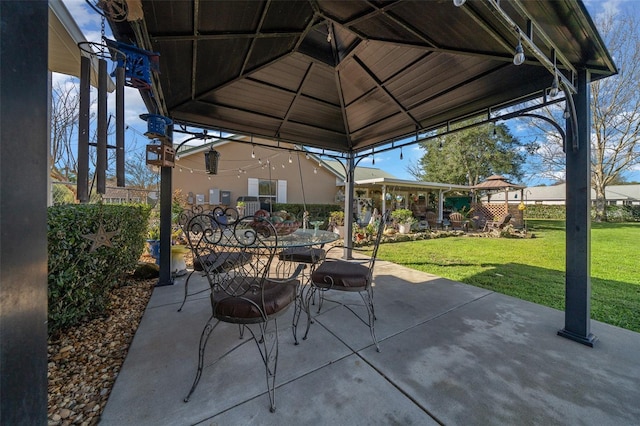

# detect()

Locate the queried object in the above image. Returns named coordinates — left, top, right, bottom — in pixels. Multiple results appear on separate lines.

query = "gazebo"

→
left=473, top=174, right=525, bottom=226
left=1, top=1, right=617, bottom=421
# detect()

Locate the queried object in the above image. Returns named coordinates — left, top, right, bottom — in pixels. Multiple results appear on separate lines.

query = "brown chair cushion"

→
left=278, top=247, right=325, bottom=264
left=311, top=260, right=370, bottom=291
left=212, top=279, right=298, bottom=322
left=193, top=251, right=252, bottom=272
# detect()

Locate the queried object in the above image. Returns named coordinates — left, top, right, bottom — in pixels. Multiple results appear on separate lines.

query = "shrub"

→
left=391, top=208, right=416, bottom=224
left=47, top=203, right=151, bottom=335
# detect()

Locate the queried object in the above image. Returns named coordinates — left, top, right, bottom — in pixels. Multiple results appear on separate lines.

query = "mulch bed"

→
left=47, top=274, right=156, bottom=426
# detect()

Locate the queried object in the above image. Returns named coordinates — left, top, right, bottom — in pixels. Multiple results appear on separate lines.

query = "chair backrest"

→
left=425, top=211, right=437, bottom=228
left=186, top=211, right=278, bottom=298
left=449, top=212, right=464, bottom=225
left=498, top=214, right=512, bottom=228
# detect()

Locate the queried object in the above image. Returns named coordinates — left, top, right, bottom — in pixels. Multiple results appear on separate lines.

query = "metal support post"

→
left=558, top=69, right=596, bottom=346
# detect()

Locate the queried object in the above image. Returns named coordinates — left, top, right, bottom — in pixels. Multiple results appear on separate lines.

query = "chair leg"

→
left=177, top=270, right=195, bottom=312
left=360, top=286, right=380, bottom=352
left=300, top=284, right=318, bottom=341
left=249, top=320, right=279, bottom=412
left=177, top=271, right=209, bottom=312
left=184, top=315, right=218, bottom=402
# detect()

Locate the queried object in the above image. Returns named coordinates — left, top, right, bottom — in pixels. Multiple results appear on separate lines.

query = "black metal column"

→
left=343, top=152, right=355, bottom=260
left=96, top=59, right=107, bottom=194
left=157, top=126, right=174, bottom=286
left=0, top=1, right=49, bottom=423
left=559, top=69, right=596, bottom=346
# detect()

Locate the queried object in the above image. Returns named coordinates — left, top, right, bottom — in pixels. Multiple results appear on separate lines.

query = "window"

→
left=248, top=178, right=287, bottom=204
left=258, top=179, right=277, bottom=204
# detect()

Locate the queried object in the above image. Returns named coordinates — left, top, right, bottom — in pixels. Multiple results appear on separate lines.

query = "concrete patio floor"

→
left=100, top=260, right=640, bottom=425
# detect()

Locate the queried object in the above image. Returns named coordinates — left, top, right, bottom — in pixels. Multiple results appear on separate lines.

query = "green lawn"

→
left=377, top=220, right=640, bottom=333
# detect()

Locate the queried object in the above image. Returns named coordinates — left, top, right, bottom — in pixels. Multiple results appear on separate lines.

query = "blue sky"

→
left=60, top=0, right=639, bottom=185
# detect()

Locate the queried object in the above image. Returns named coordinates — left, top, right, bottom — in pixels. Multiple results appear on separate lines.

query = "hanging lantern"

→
left=146, top=140, right=175, bottom=167
left=140, top=114, right=173, bottom=139
left=205, top=148, right=220, bottom=174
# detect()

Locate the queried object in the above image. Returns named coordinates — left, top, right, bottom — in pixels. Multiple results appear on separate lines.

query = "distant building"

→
left=482, top=183, right=640, bottom=206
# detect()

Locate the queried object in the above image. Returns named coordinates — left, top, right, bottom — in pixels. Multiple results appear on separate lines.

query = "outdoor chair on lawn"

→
left=183, top=212, right=303, bottom=412
left=176, top=206, right=248, bottom=312
left=305, top=211, right=389, bottom=351
left=483, top=213, right=513, bottom=232
left=425, top=211, right=439, bottom=230
left=448, top=212, right=466, bottom=231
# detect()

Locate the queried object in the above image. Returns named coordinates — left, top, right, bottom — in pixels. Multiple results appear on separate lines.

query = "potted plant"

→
left=391, top=209, right=416, bottom=234
left=146, top=223, right=161, bottom=264
left=329, top=210, right=345, bottom=238
left=236, top=201, right=246, bottom=216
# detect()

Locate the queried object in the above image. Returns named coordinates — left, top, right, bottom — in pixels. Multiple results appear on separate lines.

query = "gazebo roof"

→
left=106, top=0, right=615, bottom=155
left=473, top=174, right=524, bottom=190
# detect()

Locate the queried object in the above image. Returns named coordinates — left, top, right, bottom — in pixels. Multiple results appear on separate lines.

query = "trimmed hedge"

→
left=524, top=204, right=640, bottom=222
left=47, top=203, right=151, bottom=335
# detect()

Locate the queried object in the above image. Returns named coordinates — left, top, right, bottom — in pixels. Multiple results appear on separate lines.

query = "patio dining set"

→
left=174, top=206, right=389, bottom=412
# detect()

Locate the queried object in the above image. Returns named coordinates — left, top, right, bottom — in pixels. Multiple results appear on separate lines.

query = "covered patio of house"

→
left=99, top=262, right=640, bottom=425
left=0, top=0, right=621, bottom=422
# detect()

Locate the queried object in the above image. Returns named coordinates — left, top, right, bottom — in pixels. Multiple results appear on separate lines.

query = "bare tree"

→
left=125, top=151, right=160, bottom=189
left=50, top=81, right=84, bottom=183
left=531, top=11, right=640, bottom=221
left=590, top=12, right=640, bottom=221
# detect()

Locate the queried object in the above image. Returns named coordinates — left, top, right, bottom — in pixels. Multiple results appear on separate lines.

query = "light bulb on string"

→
left=251, top=145, right=255, bottom=159
left=400, top=147, right=403, bottom=160
left=314, top=167, right=318, bottom=174
left=289, top=153, right=292, bottom=163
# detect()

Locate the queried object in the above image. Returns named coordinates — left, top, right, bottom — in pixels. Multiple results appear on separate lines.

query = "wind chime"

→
left=76, top=0, right=160, bottom=252
left=77, top=1, right=162, bottom=201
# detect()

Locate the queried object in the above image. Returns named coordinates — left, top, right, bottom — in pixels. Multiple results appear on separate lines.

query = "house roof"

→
left=321, top=159, right=397, bottom=182
left=487, top=183, right=640, bottom=202
left=353, top=177, right=469, bottom=193
left=49, top=0, right=114, bottom=90
left=106, top=0, right=616, bottom=155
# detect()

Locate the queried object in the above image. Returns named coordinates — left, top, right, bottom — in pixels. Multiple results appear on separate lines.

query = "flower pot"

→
left=146, top=239, right=160, bottom=264
left=398, top=223, right=412, bottom=234
left=170, top=245, right=190, bottom=277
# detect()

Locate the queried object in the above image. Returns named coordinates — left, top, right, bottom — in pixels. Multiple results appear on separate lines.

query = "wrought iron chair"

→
left=277, top=245, right=326, bottom=344
left=176, top=206, right=247, bottom=312
left=305, top=211, right=389, bottom=351
left=183, top=212, right=303, bottom=412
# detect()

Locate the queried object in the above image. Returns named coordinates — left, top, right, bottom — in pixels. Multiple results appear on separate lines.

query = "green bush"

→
left=600, top=205, right=640, bottom=222
left=47, top=203, right=151, bottom=335
left=524, top=204, right=565, bottom=220
left=272, top=203, right=341, bottom=225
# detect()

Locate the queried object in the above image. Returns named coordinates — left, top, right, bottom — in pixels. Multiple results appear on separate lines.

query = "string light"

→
left=251, top=145, right=255, bottom=159
left=313, top=167, right=318, bottom=174
left=305, top=152, right=310, bottom=160
left=400, top=147, right=403, bottom=160
left=258, top=158, right=262, bottom=165
left=289, top=152, right=292, bottom=163
left=513, top=37, right=525, bottom=66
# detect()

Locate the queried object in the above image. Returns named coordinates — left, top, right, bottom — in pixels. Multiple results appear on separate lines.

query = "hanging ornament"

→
left=82, top=222, right=120, bottom=252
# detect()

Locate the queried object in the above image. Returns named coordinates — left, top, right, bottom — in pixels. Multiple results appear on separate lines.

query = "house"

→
left=482, top=183, right=640, bottom=206
left=172, top=137, right=344, bottom=210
